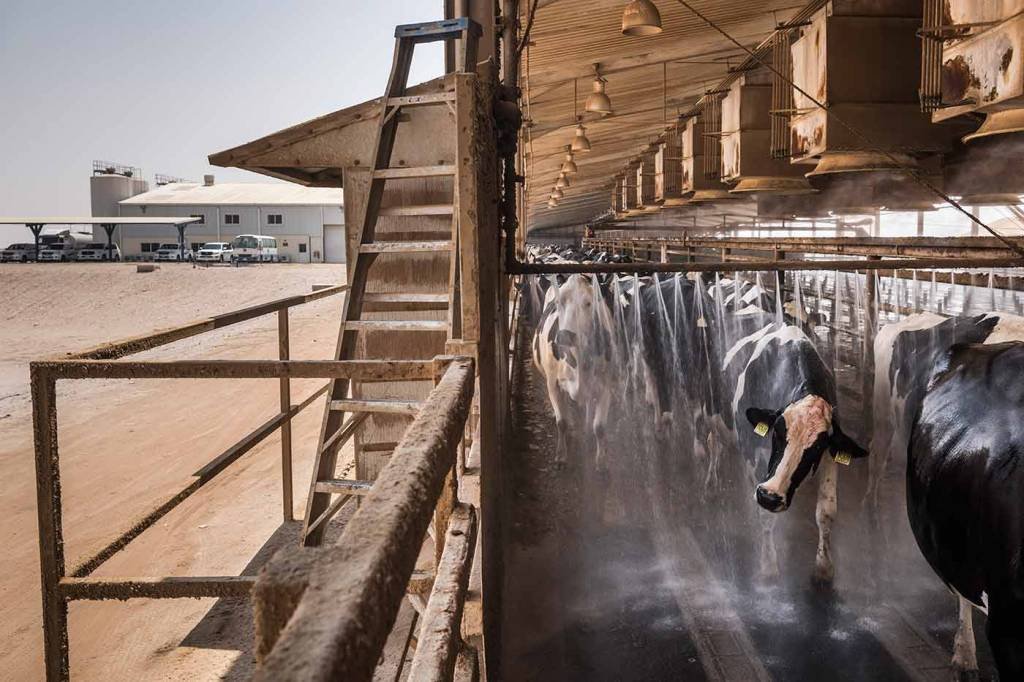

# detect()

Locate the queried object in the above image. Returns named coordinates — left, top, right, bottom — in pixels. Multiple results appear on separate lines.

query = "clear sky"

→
left=0, top=0, right=445, bottom=241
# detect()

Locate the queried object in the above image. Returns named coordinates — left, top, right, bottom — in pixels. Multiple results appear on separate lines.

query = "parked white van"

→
left=230, top=235, right=278, bottom=263
left=154, top=243, right=192, bottom=262
left=0, top=243, right=37, bottom=262
left=196, top=242, right=233, bottom=263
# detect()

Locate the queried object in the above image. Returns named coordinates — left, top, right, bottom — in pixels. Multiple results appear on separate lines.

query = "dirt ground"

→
left=0, top=262, right=351, bottom=681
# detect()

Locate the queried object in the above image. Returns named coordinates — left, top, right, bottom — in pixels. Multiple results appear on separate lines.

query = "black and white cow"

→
left=872, top=312, right=1024, bottom=677
left=532, top=274, right=617, bottom=469
left=720, top=318, right=867, bottom=582
left=909, top=341, right=1024, bottom=679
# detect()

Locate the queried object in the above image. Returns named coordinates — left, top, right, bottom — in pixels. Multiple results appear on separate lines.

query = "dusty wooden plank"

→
left=313, top=479, right=373, bottom=496
left=343, top=320, right=449, bottom=332
left=378, top=204, right=455, bottom=217
left=35, top=359, right=436, bottom=382
left=59, top=576, right=256, bottom=601
left=387, top=91, right=457, bottom=107
left=359, top=240, right=453, bottom=254
left=254, top=358, right=474, bottom=682
left=329, top=399, right=423, bottom=415
left=408, top=505, right=477, bottom=682
left=374, top=165, right=456, bottom=179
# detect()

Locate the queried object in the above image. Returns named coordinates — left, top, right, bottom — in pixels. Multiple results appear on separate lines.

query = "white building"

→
left=98, top=174, right=344, bottom=263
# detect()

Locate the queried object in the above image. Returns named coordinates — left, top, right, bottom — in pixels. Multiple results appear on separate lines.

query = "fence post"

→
left=278, top=309, right=293, bottom=522
left=31, top=365, right=69, bottom=681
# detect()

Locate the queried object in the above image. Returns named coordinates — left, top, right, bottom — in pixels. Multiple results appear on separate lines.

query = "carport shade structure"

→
left=0, top=217, right=203, bottom=261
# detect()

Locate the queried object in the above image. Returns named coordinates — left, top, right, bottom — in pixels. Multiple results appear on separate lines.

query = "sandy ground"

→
left=0, top=262, right=352, bottom=681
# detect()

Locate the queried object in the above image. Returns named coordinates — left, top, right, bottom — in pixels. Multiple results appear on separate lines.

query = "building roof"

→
left=120, top=182, right=343, bottom=207
left=0, top=216, right=202, bottom=225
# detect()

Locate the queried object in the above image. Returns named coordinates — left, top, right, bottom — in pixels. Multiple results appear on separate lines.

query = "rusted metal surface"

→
left=937, top=10, right=1024, bottom=120
left=66, top=284, right=348, bottom=361
left=58, top=576, right=257, bottom=601
left=407, top=504, right=478, bottom=682
left=254, top=358, right=475, bottom=682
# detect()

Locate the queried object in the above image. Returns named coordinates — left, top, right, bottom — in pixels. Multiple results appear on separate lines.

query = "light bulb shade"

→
left=551, top=187, right=564, bottom=199
left=585, top=78, right=613, bottom=115
left=547, top=199, right=558, bottom=208
left=571, top=124, right=592, bottom=152
left=556, top=174, right=570, bottom=189
left=561, top=153, right=578, bottom=174
left=622, top=0, right=662, bottom=36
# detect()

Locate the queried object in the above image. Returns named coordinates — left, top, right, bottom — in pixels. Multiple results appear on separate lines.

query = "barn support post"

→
left=862, top=257, right=881, bottom=428
left=29, top=223, right=44, bottom=260
left=277, top=309, right=293, bottom=522
left=102, top=224, right=117, bottom=261
left=31, top=365, right=69, bottom=682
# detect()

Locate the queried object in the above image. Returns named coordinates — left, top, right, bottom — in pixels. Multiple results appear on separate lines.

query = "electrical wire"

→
left=673, top=0, right=1024, bottom=258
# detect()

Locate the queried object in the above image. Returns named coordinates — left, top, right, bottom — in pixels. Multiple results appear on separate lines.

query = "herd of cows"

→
left=527, top=245, right=1024, bottom=679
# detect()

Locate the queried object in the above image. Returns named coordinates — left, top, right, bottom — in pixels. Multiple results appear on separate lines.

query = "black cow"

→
left=909, top=342, right=1024, bottom=679
left=872, top=312, right=1024, bottom=677
left=721, top=319, right=867, bottom=582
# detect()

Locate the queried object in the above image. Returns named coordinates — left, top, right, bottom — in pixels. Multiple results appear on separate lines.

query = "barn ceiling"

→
left=521, top=0, right=804, bottom=233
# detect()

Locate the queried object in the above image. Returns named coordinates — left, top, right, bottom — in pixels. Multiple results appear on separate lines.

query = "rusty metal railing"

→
left=252, top=356, right=478, bottom=681
left=31, top=285, right=386, bottom=680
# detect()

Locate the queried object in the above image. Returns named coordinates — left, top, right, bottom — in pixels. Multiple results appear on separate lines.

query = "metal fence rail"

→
left=32, top=284, right=362, bottom=681
left=252, top=357, right=477, bottom=681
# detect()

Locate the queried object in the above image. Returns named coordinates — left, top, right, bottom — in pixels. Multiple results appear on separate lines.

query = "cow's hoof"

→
left=951, top=667, right=980, bottom=682
left=810, top=572, right=836, bottom=593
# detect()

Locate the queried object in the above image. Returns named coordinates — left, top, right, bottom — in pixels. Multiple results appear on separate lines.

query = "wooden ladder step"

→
left=359, top=240, right=452, bottom=254
left=343, top=319, right=447, bottom=332
left=330, top=399, right=422, bottom=415
left=362, top=441, right=399, bottom=452
left=373, top=165, right=455, bottom=180
left=386, top=92, right=456, bottom=108
left=378, top=204, right=454, bottom=217
left=363, top=292, right=450, bottom=312
left=314, top=478, right=373, bottom=496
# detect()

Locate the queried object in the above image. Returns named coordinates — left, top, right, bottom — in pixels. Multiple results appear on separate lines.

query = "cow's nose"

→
left=756, top=486, right=786, bottom=512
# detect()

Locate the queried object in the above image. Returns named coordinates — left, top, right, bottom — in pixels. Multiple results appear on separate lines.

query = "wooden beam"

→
left=408, top=505, right=478, bottom=682
left=59, top=576, right=256, bottom=600
left=254, top=358, right=475, bottom=682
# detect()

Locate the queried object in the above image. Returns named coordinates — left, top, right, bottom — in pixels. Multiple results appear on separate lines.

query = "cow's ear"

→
left=745, top=407, right=780, bottom=437
left=829, top=421, right=868, bottom=460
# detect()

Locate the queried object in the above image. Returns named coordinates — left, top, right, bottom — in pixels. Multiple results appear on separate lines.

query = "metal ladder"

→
left=302, top=18, right=480, bottom=546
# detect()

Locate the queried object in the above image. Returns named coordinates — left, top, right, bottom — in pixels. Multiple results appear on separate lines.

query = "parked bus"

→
left=229, top=234, right=278, bottom=263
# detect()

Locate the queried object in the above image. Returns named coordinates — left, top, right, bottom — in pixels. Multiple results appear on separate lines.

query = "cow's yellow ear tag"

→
left=834, top=451, right=852, bottom=466
left=754, top=422, right=770, bottom=438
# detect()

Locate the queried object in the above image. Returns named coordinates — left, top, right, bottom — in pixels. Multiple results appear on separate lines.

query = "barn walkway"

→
left=498, top=293, right=996, bottom=681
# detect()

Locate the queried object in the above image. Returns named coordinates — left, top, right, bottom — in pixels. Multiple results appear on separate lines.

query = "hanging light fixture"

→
left=561, top=147, right=578, bottom=175
left=622, top=0, right=663, bottom=36
left=547, top=198, right=558, bottom=208
left=572, top=120, right=592, bottom=152
left=556, top=172, right=570, bottom=189
left=585, top=64, right=613, bottom=116
left=551, top=186, right=564, bottom=200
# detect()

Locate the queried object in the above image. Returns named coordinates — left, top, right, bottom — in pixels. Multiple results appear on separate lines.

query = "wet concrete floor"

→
left=499, top=306, right=996, bottom=682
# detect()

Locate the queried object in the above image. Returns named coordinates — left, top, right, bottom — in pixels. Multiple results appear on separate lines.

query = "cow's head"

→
left=745, top=395, right=867, bottom=512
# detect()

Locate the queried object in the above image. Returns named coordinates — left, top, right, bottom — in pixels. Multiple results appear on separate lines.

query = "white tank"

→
left=90, top=174, right=150, bottom=240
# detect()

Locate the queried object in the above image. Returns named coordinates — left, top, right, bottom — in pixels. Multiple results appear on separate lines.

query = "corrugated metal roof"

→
left=522, top=0, right=804, bottom=232
left=120, top=182, right=343, bottom=206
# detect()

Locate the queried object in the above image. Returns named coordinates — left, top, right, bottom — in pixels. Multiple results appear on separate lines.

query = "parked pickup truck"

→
left=0, top=243, right=37, bottom=262
left=195, top=242, right=233, bottom=263
left=76, top=243, right=122, bottom=261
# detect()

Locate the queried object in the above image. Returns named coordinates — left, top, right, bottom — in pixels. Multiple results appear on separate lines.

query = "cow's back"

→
left=908, top=341, right=1024, bottom=606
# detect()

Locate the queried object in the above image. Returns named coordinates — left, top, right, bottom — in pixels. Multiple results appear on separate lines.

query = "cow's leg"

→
left=545, top=373, right=568, bottom=464
left=592, top=388, right=611, bottom=472
left=758, top=512, right=780, bottom=578
left=812, top=454, right=838, bottom=586
left=951, top=594, right=979, bottom=680
left=985, top=597, right=1024, bottom=681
